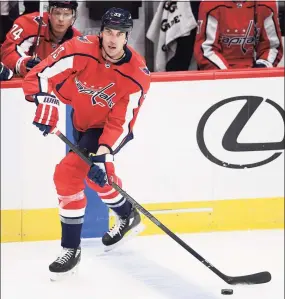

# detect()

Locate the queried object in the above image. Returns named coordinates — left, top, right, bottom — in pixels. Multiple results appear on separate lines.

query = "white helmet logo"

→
left=113, top=12, right=121, bottom=17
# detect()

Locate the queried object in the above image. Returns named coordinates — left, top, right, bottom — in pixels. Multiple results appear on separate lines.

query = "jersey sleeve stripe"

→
left=37, top=56, right=74, bottom=92
left=263, top=12, right=281, bottom=65
left=16, top=36, right=35, bottom=57
left=34, top=54, right=100, bottom=94
left=110, top=69, right=145, bottom=153
left=112, top=90, right=142, bottom=152
left=202, top=15, right=228, bottom=69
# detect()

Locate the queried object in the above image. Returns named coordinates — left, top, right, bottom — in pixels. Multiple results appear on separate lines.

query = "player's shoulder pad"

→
left=14, top=11, right=48, bottom=32
left=121, top=46, right=151, bottom=90
left=201, top=0, right=229, bottom=10
left=72, top=27, right=82, bottom=37
left=257, top=1, right=278, bottom=10
left=129, top=47, right=150, bottom=75
left=76, top=35, right=94, bottom=44
left=71, top=35, right=99, bottom=54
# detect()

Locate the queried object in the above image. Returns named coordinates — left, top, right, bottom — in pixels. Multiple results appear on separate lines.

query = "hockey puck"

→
left=221, top=289, right=233, bottom=295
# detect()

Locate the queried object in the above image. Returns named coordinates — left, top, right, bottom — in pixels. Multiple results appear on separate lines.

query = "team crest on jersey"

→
left=77, top=35, right=92, bottom=44
left=139, top=66, right=150, bottom=76
left=33, top=16, right=47, bottom=26
left=219, top=20, right=260, bottom=55
left=75, top=77, right=116, bottom=108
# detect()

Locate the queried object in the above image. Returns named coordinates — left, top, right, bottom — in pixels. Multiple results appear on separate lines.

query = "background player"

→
left=194, top=0, right=283, bottom=70
left=1, top=1, right=80, bottom=77
left=22, top=7, right=151, bottom=280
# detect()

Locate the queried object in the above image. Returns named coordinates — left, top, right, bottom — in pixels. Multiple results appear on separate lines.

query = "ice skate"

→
left=49, top=247, right=81, bottom=281
left=103, top=208, right=145, bottom=252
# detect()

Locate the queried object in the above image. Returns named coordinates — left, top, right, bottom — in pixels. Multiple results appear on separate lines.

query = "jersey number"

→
left=51, top=46, right=65, bottom=59
left=11, top=24, right=23, bottom=40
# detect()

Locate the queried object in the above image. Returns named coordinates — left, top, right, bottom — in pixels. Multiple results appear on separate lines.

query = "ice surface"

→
left=1, top=230, right=283, bottom=299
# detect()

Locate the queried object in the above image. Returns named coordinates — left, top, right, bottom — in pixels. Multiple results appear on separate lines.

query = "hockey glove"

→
left=0, top=62, right=13, bottom=81
left=16, top=56, right=41, bottom=77
left=33, top=93, right=59, bottom=136
left=253, top=59, right=272, bottom=68
left=253, top=63, right=267, bottom=68
left=87, top=153, right=115, bottom=187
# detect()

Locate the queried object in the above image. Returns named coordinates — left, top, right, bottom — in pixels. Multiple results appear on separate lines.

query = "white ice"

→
left=1, top=229, right=284, bottom=299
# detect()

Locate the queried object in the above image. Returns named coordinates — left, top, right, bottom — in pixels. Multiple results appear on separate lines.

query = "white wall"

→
left=1, top=73, right=284, bottom=211
left=1, top=88, right=66, bottom=210
left=115, top=76, right=284, bottom=204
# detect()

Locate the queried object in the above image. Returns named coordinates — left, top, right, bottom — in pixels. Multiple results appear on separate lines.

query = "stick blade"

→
left=225, top=271, right=271, bottom=285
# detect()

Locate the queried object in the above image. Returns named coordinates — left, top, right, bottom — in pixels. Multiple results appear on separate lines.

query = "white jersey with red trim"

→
left=194, top=0, right=283, bottom=70
left=22, top=35, right=151, bottom=154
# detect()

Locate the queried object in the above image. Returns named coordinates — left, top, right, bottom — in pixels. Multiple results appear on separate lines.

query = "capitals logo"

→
left=139, top=66, right=150, bottom=76
left=75, top=78, right=116, bottom=108
left=219, top=20, right=260, bottom=54
left=77, top=35, right=92, bottom=44
left=33, top=16, right=47, bottom=26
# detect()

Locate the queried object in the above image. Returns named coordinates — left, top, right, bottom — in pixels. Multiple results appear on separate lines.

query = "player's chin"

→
left=106, top=50, right=120, bottom=59
left=54, top=25, right=69, bottom=33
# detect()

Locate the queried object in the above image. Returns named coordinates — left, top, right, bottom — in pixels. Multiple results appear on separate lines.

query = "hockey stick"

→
left=53, top=128, right=272, bottom=285
left=33, top=1, right=45, bottom=57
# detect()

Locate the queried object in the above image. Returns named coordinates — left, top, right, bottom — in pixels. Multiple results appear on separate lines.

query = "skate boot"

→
left=49, top=247, right=81, bottom=281
left=102, top=207, right=145, bottom=251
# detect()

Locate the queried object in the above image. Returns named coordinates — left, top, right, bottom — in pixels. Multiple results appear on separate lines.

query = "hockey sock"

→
left=58, top=192, right=87, bottom=249
left=108, top=198, right=132, bottom=218
left=60, top=218, right=83, bottom=248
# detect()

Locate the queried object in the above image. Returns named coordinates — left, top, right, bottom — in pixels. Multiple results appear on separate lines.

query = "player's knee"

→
left=54, top=155, right=88, bottom=196
left=58, top=191, right=87, bottom=218
left=86, top=177, right=123, bottom=205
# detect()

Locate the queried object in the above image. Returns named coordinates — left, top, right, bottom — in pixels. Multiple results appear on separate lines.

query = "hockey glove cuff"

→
left=0, top=62, right=13, bottom=81
left=16, top=56, right=41, bottom=77
left=87, top=153, right=116, bottom=187
left=33, top=93, right=60, bottom=136
left=253, top=59, right=273, bottom=68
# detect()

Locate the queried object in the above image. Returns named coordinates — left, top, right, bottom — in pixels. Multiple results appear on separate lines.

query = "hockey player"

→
left=1, top=1, right=80, bottom=77
left=22, top=7, right=150, bottom=280
left=0, top=62, right=13, bottom=81
left=194, top=0, right=283, bottom=70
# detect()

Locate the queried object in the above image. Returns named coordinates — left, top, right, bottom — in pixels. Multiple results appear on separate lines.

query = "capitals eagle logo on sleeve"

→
left=77, top=35, right=92, bottom=44
left=139, top=66, right=150, bottom=76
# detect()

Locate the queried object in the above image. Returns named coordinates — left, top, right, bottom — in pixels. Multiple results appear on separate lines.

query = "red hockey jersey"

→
left=194, top=0, right=283, bottom=70
left=1, top=12, right=81, bottom=74
left=23, top=35, right=151, bottom=154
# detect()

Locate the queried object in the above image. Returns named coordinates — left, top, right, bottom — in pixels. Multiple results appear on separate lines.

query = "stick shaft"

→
left=33, top=2, right=45, bottom=57
left=54, top=128, right=271, bottom=285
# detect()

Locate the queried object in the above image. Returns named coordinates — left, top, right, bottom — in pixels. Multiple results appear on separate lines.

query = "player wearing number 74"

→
left=0, top=1, right=80, bottom=78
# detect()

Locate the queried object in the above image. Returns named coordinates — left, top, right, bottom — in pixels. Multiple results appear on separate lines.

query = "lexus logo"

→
left=196, top=96, right=284, bottom=169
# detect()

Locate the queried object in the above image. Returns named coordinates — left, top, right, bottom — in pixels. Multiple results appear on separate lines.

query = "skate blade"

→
left=104, top=223, right=145, bottom=252
left=50, top=264, right=79, bottom=282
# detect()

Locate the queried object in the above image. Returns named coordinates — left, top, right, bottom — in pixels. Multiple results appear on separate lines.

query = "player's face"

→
left=49, top=8, right=74, bottom=36
left=101, top=28, right=127, bottom=60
